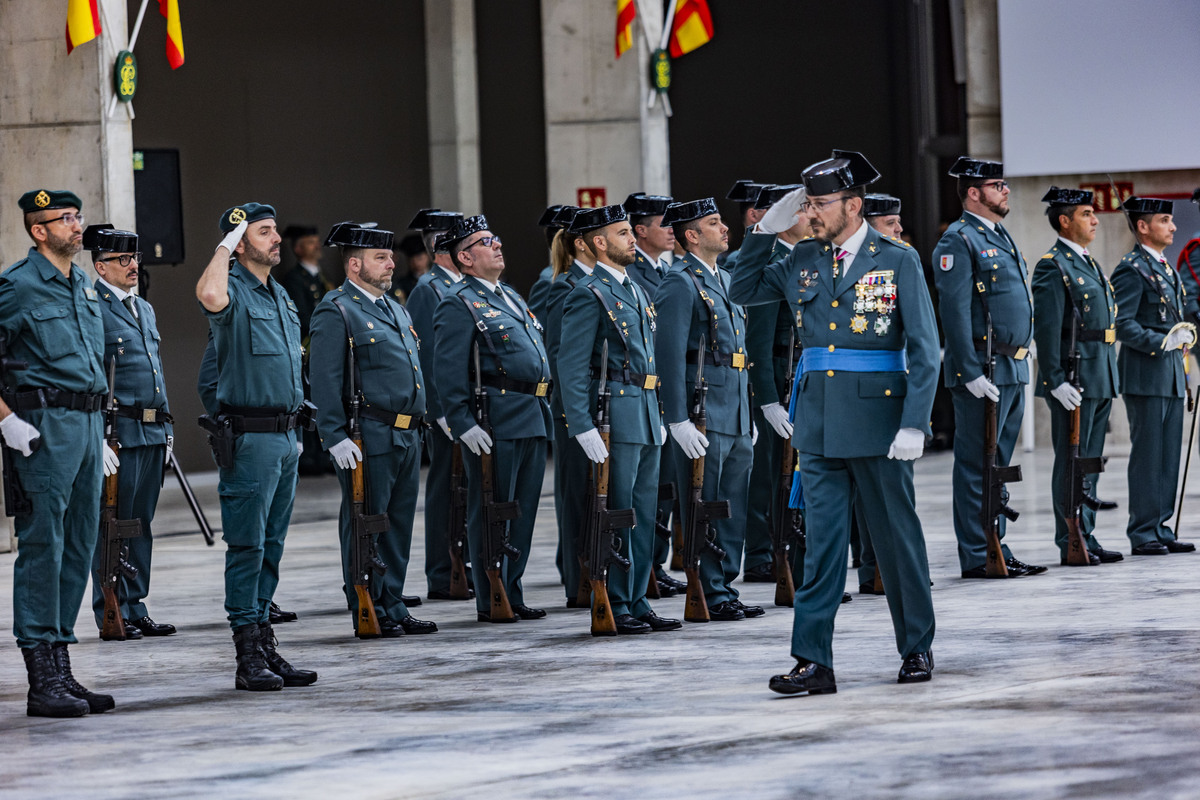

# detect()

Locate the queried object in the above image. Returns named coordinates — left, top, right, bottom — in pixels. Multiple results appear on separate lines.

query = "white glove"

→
left=751, top=422, right=759, bottom=446
left=887, top=428, right=925, bottom=461
left=669, top=420, right=709, bottom=460
left=216, top=220, right=248, bottom=254
left=761, top=402, right=793, bottom=439
left=102, top=443, right=120, bottom=477
left=574, top=428, right=609, bottom=464
left=297, top=441, right=304, bottom=457
left=459, top=424, right=493, bottom=456
left=1164, top=328, right=1197, bottom=351
left=756, top=186, right=807, bottom=235
left=436, top=416, right=452, bottom=440
left=0, top=413, right=41, bottom=456
left=964, top=375, right=1000, bottom=402
left=165, top=434, right=174, bottom=465
left=1050, top=382, right=1082, bottom=411
left=660, top=425, right=667, bottom=446
left=329, top=438, right=363, bottom=470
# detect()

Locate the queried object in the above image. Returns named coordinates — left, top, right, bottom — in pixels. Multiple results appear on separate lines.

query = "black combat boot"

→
left=258, top=622, right=317, bottom=687
left=52, top=643, right=115, bottom=713
left=22, top=643, right=89, bottom=717
left=232, top=624, right=283, bottom=691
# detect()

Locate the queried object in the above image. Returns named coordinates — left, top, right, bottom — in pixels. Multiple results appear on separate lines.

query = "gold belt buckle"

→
left=535, top=381, right=550, bottom=398
left=141, top=409, right=157, bottom=423
left=393, top=413, right=412, bottom=429
left=643, top=375, right=659, bottom=390
left=1013, top=347, right=1028, bottom=360
left=731, top=353, right=746, bottom=369
left=1104, top=329, right=1115, bottom=344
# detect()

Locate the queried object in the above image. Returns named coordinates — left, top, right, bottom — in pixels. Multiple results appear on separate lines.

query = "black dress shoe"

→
left=428, top=588, right=474, bottom=601
left=397, top=616, right=438, bottom=635
left=768, top=659, right=837, bottom=696
left=1132, top=542, right=1169, bottom=556
left=1092, top=547, right=1124, bottom=563
left=130, top=616, right=176, bottom=636
left=477, top=611, right=519, bottom=623
left=841, top=592, right=853, bottom=603
left=898, top=651, right=934, bottom=683
left=512, top=604, right=546, bottom=620
left=637, top=611, right=682, bottom=631
left=401, top=594, right=422, bottom=607
left=743, top=563, right=774, bottom=583
left=859, top=582, right=885, bottom=595
left=1166, top=539, right=1196, bottom=553
left=655, top=581, right=680, bottom=598
left=733, top=599, right=765, bottom=618
left=614, top=614, right=652, bottom=634
left=268, top=602, right=297, bottom=623
left=655, top=570, right=687, bottom=593
left=1007, top=557, right=1046, bottom=575
left=708, top=601, right=745, bottom=621
left=1097, top=499, right=1118, bottom=510
left=1060, top=552, right=1100, bottom=566
left=120, top=619, right=144, bottom=639
left=367, top=618, right=404, bottom=638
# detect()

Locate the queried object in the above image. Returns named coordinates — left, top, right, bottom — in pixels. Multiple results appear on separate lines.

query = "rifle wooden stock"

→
left=98, top=470, right=137, bottom=641
left=1063, top=402, right=1093, bottom=566
left=447, top=443, right=471, bottom=599
left=683, top=427, right=731, bottom=622
left=873, top=565, right=884, bottom=594
left=349, top=438, right=384, bottom=639
left=479, top=446, right=518, bottom=622
left=588, top=440, right=618, bottom=637
left=982, top=397, right=1011, bottom=578
left=772, top=439, right=798, bottom=608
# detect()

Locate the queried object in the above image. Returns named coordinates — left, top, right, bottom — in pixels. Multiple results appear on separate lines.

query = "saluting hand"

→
left=756, top=186, right=807, bottom=235
left=216, top=219, right=248, bottom=255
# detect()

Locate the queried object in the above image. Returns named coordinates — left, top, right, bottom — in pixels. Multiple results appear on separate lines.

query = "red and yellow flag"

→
left=615, top=0, right=636, bottom=59
left=160, top=0, right=184, bottom=69
left=65, top=0, right=102, bottom=54
left=668, top=0, right=713, bottom=58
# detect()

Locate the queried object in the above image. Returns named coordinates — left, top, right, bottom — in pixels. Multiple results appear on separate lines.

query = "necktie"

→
left=122, top=296, right=138, bottom=319
left=834, top=248, right=847, bottom=280
left=494, top=286, right=517, bottom=314
left=376, top=297, right=396, bottom=325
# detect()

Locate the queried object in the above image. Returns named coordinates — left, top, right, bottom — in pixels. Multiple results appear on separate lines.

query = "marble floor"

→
left=2, top=442, right=1200, bottom=799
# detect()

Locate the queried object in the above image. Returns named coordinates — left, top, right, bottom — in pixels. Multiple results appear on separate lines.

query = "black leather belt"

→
left=1066, top=328, right=1116, bottom=344
left=480, top=373, right=552, bottom=398
left=218, top=405, right=304, bottom=434
left=360, top=406, right=424, bottom=430
left=590, top=366, right=659, bottom=390
left=973, top=339, right=1029, bottom=360
left=5, top=388, right=104, bottom=413
left=114, top=406, right=174, bottom=424
left=685, top=349, right=747, bottom=370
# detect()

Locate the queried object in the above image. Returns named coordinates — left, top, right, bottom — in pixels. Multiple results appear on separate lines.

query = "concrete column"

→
left=0, top=0, right=135, bottom=549
left=424, top=0, right=482, bottom=214
left=541, top=0, right=670, bottom=207
left=963, top=0, right=1000, bottom=159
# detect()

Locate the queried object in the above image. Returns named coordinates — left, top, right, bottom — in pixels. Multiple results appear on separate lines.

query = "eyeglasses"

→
left=465, top=235, right=501, bottom=249
left=979, top=180, right=1009, bottom=192
left=800, top=197, right=849, bottom=213
left=97, top=253, right=142, bottom=267
left=39, top=213, right=85, bottom=227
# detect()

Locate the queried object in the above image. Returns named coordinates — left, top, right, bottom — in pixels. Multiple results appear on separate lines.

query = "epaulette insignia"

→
left=800, top=235, right=814, bottom=241
left=1042, top=254, right=1053, bottom=259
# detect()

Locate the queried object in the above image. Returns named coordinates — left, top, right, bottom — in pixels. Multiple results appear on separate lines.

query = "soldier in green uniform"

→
left=309, top=222, right=438, bottom=637
left=0, top=189, right=114, bottom=717
left=557, top=205, right=679, bottom=633
left=84, top=224, right=177, bottom=638
left=404, top=209, right=468, bottom=601
left=933, top=157, right=1046, bottom=579
left=432, top=216, right=553, bottom=622
left=195, top=202, right=317, bottom=691
left=720, top=180, right=768, bottom=269
left=1031, top=187, right=1124, bottom=565
left=729, top=151, right=940, bottom=694
left=655, top=198, right=760, bottom=622
left=528, top=205, right=575, bottom=319
left=864, top=194, right=904, bottom=240
left=1111, top=196, right=1196, bottom=555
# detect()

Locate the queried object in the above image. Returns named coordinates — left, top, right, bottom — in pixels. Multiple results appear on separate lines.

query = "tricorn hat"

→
left=1040, top=186, right=1094, bottom=207
left=324, top=221, right=395, bottom=250
left=725, top=180, right=766, bottom=204
left=82, top=224, right=138, bottom=253
left=436, top=214, right=491, bottom=252
left=754, top=184, right=804, bottom=211
left=1122, top=196, right=1173, bottom=216
left=623, top=192, right=673, bottom=217
left=801, top=150, right=880, bottom=196
left=862, top=194, right=902, bottom=217
left=568, top=204, right=628, bottom=235
left=948, top=157, right=1003, bottom=179
left=661, top=198, right=720, bottom=227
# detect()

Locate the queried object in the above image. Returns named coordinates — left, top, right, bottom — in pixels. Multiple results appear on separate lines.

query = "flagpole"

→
left=658, top=0, right=678, bottom=51
left=106, top=0, right=151, bottom=119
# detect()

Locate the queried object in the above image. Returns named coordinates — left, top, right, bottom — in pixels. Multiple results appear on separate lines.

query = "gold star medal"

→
left=850, top=314, right=868, bottom=334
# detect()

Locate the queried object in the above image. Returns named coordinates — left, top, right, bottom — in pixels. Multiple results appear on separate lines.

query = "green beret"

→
left=19, top=189, right=83, bottom=214
left=218, top=202, right=276, bottom=233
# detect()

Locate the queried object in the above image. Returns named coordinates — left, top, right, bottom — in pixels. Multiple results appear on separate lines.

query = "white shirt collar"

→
left=572, top=258, right=594, bottom=276
left=299, top=262, right=320, bottom=277
left=349, top=278, right=384, bottom=300
left=635, top=245, right=664, bottom=266
left=433, top=264, right=462, bottom=283
left=775, top=238, right=796, bottom=252
left=836, top=220, right=870, bottom=258
left=1057, top=236, right=1089, bottom=260
left=1141, top=243, right=1167, bottom=263
left=965, top=210, right=997, bottom=232
left=595, top=262, right=629, bottom=285
left=98, top=278, right=133, bottom=303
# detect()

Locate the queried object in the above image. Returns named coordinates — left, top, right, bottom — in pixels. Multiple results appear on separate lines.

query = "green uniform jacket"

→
left=279, top=264, right=332, bottom=342
left=1031, top=242, right=1119, bottom=399
left=432, top=276, right=552, bottom=441
left=557, top=269, right=661, bottom=445
left=745, top=240, right=795, bottom=407
left=932, top=215, right=1033, bottom=387
left=627, top=248, right=669, bottom=296
left=527, top=265, right=555, bottom=320
left=309, top=281, right=427, bottom=457
left=95, top=281, right=172, bottom=447
left=541, top=262, right=590, bottom=421
left=1112, top=246, right=1186, bottom=398
left=653, top=253, right=752, bottom=436
left=730, top=227, right=939, bottom=458
left=406, top=265, right=459, bottom=420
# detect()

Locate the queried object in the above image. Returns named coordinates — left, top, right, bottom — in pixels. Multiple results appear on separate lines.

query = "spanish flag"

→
left=65, top=0, right=102, bottom=54
left=668, top=0, right=713, bottom=58
left=615, top=0, right=636, bottom=59
left=160, top=0, right=185, bottom=69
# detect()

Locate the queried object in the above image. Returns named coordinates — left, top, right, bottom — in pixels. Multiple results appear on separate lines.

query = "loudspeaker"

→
left=133, top=148, right=185, bottom=265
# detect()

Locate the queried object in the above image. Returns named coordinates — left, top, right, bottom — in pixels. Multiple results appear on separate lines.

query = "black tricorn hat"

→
left=83, top=224, right=138, bottom=253
left=725, top=179, right=765, bottom=203
left=436, top=214, right=491, bottom=251
left=801, top=150, right=880, bottom=196
left=948, top=157, right=1003, bottom=179
left=553, top=206, right=581, bottom=229
left=568, top=204, right=628, bottom=235
left=407, top=208, right=441, bottom=230
left=862, top=194, right=902, bottom=217
left=539, top=205, right=569, bottom=228
left=623, top=192, right=673, bottom=217
left=1041, top=186, right=1094, bottom=207
left=754, top=184, right=804, bottom=211
left=1122, top=196, right=1174, bottom=216
left=282, top=224, right=319, bottom=239
left=422, top=211, right=462, bottom=233
left=661, top=198, right=720, bottom=227
left=324, top=221, right=395, bottom=250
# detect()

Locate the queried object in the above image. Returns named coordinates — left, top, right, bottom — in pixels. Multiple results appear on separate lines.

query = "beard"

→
left=46, top=228, right=81, bottom=260
left=609, top=241, right=636, bottom=267
left=812, top=206, right=849, bottom=243
left=360, top=272, right=393, bottom=293
left=982, top=195, right=1009, bottom=218
left=242, top=239, right=281, bottom=268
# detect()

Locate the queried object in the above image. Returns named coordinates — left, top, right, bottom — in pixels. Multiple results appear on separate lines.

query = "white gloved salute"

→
left=1163, top=326, right=1197, bottom=351
left=1050, top=382, right=1083, bottom=411
left=0, top=413, right=40, bottom=457
left=760, top=402, right=793, bottom=439
left=574, top=428, right=609, bottom=464
left=964, top=374, right=1000, bottom=402
left=102, top=443, right=120, bottom=477
left=328, top=438, right=363, bottom=470
left=459, top=424, right=493, bottom=456
left=755, top=186, right=807, bottom=235
left=887, top=428, right=925, bottom=461
left=436, top=417, right=452, bottom=440
left=669, top=420, right=709, bottom=460
left=216, top=219, right=248, bottom=255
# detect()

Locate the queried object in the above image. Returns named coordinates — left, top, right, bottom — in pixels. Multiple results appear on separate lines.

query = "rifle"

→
left=474, top=343, right=521, bottom=622
left=581, top=342, right=635, bottom=636
left=0, top=335, right=35, bottom=517
left=1061, top=286, right=1103, bottom=566
left=645, top=482, right=676, bottom=599
left=447, top=442, right=471, bottom=599
left=98, top=356, right=143, bottom=641
left=682, top=336, right=731, bottom=622
left=771, top=334, right=804, bottom=607
left=343, top=319, right=389, bottom=639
